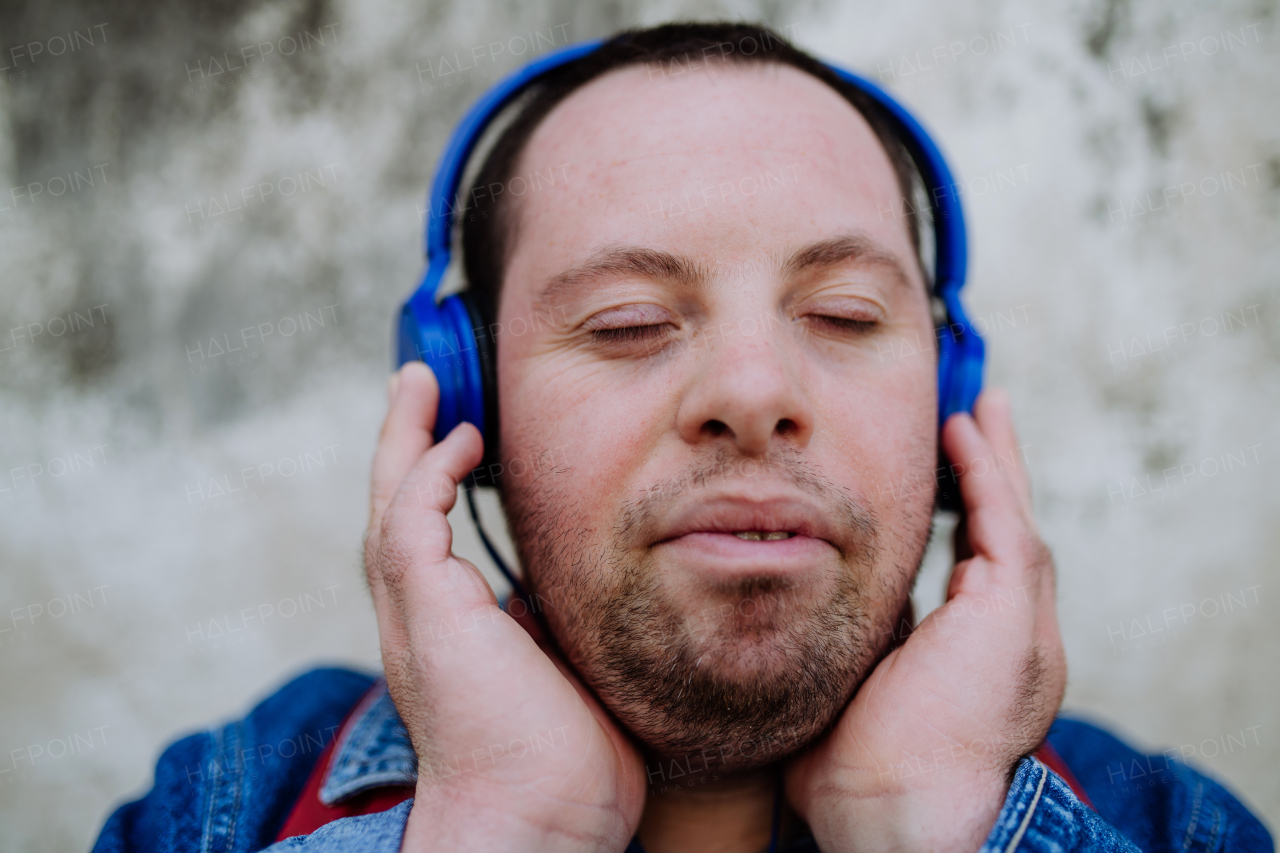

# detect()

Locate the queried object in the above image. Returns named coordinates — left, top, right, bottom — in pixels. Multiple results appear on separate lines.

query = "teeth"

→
left=733, top=531, right=794, bottom=541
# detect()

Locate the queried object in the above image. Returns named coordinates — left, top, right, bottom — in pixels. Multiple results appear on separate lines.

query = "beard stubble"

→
left=499, top=440, right=932, bottom=772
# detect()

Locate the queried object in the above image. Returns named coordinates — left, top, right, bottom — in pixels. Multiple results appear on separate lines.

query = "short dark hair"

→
left=458, top=21, right=923, bottom=330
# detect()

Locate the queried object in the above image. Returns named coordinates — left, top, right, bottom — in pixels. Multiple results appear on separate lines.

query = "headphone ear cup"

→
left=935, top=321, right=956, bottom=424
left=399, top=299, right=464, bottom=446
left=400, top=288, right=491, bottom=461
left=932, top=314, right=985, bottom=512
left=457, top=290, right=501, bottom=474
left=934, top=324, right=963, bottom=512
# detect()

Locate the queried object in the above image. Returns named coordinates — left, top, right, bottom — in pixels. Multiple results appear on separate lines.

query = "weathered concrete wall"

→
left=0, top=0, right=1276, bottom=848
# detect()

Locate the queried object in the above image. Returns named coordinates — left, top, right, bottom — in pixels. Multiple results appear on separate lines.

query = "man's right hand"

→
left=364, top=361, right=645, bottom=852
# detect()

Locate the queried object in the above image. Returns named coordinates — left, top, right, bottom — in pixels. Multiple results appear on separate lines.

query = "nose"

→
left=675, top=318, right=815, bottom=456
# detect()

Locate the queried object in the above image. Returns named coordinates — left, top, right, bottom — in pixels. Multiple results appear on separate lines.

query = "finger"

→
left=370, top=361, right=441, bottom=533
left=395, top=420, right=484, bottom=521
left=952, top=513, right=973, bottom=563
left=379, top=421, right=490, bottom=615
left=972, top=389, right=1033, bottom=518
left=940, top=412, right=1031, bottom=572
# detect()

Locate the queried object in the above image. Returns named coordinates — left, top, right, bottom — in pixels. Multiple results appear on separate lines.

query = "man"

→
left=94, top=23, right=1271, bottom=853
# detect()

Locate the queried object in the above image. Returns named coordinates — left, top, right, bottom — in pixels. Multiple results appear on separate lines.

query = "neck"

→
left=637, top=762, right=787, bottom=853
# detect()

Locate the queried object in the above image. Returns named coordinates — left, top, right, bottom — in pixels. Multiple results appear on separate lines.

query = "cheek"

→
left=499, top=356, right=672, bottom=511
left=818, top=354, right=938, bottom=507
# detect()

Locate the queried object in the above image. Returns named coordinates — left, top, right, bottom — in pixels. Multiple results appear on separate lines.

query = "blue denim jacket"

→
left=91, top=667, right=1273, bottom=853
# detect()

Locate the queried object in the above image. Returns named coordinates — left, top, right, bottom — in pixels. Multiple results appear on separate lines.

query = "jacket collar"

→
left=322, top=593, right=523, bottom=805
left=319, top=681, right=417, bottom=805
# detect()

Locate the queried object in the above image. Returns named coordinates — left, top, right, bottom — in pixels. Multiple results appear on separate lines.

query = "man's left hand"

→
left=784, top=388, right=1067, bottom=852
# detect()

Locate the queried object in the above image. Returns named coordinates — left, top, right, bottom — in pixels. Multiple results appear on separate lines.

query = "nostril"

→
left=704, top=419, right=730, bottom=438
left=776, top=418, right=798, bottom=436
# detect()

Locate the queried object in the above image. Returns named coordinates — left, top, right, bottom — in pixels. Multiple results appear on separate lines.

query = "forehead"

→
left=502, top=61, right=917, bottom=300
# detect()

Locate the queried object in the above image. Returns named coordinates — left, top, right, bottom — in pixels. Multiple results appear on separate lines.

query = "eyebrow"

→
left=533, top=246, right=706, bottom=315
left=780, top=233, right=913, bottom=290
left=533, top=232, right=913, bottom=314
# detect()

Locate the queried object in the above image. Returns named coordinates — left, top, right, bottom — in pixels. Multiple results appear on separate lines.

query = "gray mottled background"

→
left=1, top=0, right=1277, bottom=849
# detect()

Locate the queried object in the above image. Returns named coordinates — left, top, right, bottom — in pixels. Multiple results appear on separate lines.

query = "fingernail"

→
left=388, top=371, right=402, bottom=403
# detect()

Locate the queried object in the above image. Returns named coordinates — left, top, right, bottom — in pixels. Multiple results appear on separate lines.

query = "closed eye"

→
left=797, top=293, right=885, bottom=336
left=807, top=315, right=878, bottom=334
left=590, top=324, right=672, bottom=343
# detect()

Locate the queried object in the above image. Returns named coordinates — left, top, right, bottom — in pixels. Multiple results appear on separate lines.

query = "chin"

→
left=568, top=569, right=883, bottom=773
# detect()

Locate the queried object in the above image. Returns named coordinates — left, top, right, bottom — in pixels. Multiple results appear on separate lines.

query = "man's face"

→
left=493, top=62, right=938, bottom=769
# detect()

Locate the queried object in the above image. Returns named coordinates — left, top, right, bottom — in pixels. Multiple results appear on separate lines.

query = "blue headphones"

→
left=397, top=38, right=985, bottom=514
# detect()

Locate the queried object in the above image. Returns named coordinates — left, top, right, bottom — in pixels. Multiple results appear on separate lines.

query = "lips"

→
left=655, top=496, right=839, bottom=546
left=651, top=494, right=841, bottom=578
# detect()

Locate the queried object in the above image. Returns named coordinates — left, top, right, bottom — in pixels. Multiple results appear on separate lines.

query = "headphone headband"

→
left=422, top=39, right=606, bottom=262
left=399, top=35, right=985, bottom=452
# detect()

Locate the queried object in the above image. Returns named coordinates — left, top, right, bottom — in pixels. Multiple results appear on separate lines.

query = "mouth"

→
left=652, top=496, right=840, bottom=578
left=654, top=495, right=837, bottom=546
left=730, top=531, right=796, bottom=541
